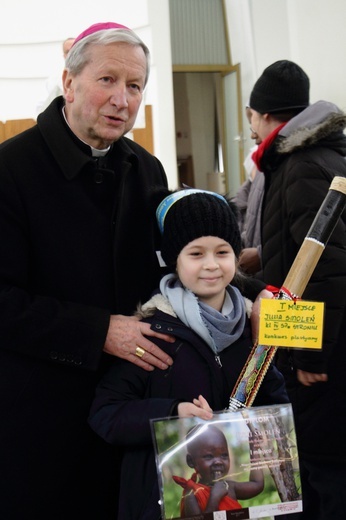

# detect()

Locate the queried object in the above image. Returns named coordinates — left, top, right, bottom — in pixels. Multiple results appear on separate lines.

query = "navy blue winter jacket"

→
left=89, top=308, right=288, bottom=520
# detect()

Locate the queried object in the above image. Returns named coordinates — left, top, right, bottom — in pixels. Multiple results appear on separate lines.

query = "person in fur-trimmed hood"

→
left=88, top=188, right=288, bottom=520
left=249, top=60, right=346, bottom=520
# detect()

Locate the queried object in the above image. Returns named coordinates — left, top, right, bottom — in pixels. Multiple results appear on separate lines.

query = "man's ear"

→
left=62, top=70, right=74, bottom=101
left=186, top=454, right=195, bottom=469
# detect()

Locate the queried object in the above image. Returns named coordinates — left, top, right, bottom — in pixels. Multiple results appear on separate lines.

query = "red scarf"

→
left=252, top=123, right=286, bottom=171
left=173, top=472, right=242, bottom=515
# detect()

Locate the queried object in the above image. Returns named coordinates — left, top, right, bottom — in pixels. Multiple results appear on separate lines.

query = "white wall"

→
left=226, top=0, right=346, bottom=160
left=287, top=0, right=346, bottom=112
left=146, top=0, right=178, bottom=188
left=249, top=0, right=346, bottom=110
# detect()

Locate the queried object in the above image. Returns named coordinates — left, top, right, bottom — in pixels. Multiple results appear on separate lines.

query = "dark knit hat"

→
left=156, top=189, right=241, bottom=267
left=249, top=60, right=310, bottom=114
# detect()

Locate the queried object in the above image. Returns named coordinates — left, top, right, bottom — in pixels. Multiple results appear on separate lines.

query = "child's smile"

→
left=177, top=236, right=236, bottom=312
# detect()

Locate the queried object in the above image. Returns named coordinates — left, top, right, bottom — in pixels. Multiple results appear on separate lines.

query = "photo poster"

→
left=151, top=404, right=302, bottom=520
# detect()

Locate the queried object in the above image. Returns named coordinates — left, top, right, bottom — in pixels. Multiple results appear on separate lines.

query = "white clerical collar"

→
left=91, top=146, right=110, bottom=157
left=62, top=106, right=111, bottom=157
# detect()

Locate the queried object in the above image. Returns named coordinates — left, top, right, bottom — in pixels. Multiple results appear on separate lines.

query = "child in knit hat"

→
left=88, top=188, right=288, bottom=520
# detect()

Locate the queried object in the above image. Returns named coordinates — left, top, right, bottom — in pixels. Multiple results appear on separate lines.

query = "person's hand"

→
left=251, top=288, right=274, bottom=343
left=209, top=480, right=229, bottom=503
left=192, top=395, right=213, bottom=414
left=297, top=369, right=328, bottom=386
left=239, top=247, right=261, bottom=275
left=178, top=395, right=213, bottom=420
left=103, top=314, right=174, bottom=371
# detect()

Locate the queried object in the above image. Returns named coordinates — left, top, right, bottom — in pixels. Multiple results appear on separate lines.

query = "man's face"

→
left=63, top=42, right=146, bottom=149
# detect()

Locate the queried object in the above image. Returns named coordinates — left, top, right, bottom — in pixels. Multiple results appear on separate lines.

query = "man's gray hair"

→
left=65, top=29, right=150, bottom=86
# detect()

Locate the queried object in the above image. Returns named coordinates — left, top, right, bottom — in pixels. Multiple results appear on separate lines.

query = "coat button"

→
left=167, top=327, right=174, bottom=332
left=155, top=324, right=162, bottom=330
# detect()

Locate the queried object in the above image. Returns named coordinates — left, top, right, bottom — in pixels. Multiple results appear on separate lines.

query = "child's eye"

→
left=203, top=454, right=213, bottom=460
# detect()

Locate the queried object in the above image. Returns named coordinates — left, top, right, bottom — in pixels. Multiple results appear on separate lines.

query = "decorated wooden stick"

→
left=229, top=176, right=346, bottom=411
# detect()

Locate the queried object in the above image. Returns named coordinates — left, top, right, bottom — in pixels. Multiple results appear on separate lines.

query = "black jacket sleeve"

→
left=88, top=359, right=179, bottom=446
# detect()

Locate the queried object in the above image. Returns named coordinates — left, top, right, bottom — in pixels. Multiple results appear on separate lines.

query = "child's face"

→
left=176, top=236, right=236, bottom=311
left=188, top=428, right=230, bottom=486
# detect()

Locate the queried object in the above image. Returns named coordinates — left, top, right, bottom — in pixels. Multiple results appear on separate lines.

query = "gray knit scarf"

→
left=159, top=273, right=246, bottom=355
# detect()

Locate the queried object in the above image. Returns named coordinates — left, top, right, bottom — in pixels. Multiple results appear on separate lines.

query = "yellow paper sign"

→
left=258, top=299, right=324, bottom=349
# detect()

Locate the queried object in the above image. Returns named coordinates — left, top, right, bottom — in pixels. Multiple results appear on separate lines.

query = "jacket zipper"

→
left=215, top=355, right=222, bottom=367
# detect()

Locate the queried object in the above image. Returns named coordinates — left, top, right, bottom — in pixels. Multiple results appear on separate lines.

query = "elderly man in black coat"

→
left=0, top=22, right=175, bottom=519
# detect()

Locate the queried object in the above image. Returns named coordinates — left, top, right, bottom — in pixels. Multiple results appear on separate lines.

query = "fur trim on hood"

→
left=135, top=294, right=177, bottom=319
left=135, top=294, right=253, bottom=320
left=278, top=100, right=346, bottom=154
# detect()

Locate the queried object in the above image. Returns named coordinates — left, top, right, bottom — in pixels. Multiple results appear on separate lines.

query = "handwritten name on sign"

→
left=258, top=299, right=324, bottom=349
